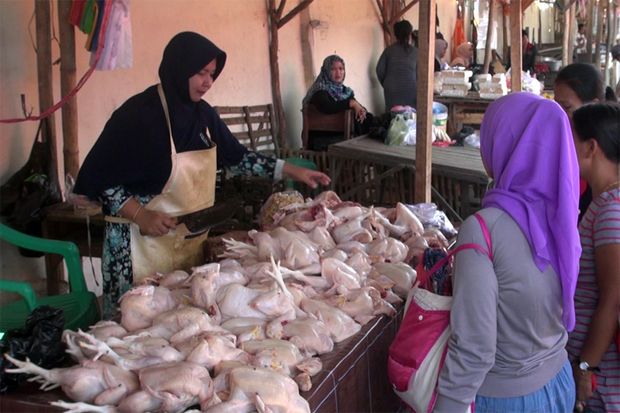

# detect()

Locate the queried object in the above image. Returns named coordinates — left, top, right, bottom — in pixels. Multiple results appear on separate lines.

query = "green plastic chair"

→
left=0, top=223, right=100, bottom=337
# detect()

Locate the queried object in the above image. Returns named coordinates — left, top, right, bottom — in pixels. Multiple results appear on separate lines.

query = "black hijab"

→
left=75, top=32, right=228, bottom=200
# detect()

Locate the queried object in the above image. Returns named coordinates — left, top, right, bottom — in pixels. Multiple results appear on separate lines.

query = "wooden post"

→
left=414, top=0, right=435, bottom=203
left=482, top=0, right=496, bottom=74
left=585, top=0, right=595, bottom=62
left=503, top=10, right=509, bottom=61
left=562, top=6, right=571, bottom=66
left=58, top=0, right=79, bottom=179
left=604, top=0, right=616, bottom=85
left=510, top=0, right=523, bottom=92
left=34, top=0, right=60, bottom=194
left=268, top=0, right=286, bottom=149
left=594, top=0, right=606, bottom=69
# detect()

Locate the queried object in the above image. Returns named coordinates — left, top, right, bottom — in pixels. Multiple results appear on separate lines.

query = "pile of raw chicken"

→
left=5, top=191, right=450, bottom=413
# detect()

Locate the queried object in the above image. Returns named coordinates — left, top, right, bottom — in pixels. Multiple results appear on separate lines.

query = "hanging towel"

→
left=69, top=0, right=87, bottom=27
left=94, top=0, right=133, bottom=70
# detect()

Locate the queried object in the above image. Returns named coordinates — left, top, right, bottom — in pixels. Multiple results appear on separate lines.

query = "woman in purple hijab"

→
left=434, top=93, right=580, bottom=413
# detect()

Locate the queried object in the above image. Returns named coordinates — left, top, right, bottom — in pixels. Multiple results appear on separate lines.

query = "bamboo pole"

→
left=58, top=0, right=79, bottom=179
left=510, top=0, right=523, bottom=91
left=34, top=0, right=60, bottom=194
left=414, top=0, right=435, bottom=203
left=482, top=0, right=496, bottom=74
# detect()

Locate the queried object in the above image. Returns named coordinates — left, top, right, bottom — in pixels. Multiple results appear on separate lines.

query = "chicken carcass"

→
left=267, top=317, right=334, bottom=355
left=370, top=262, right=417, bottom=297
left=207, top=366, right=310, bottom=413
left=4, top=354, right=138, bottom=406
left=117, top=361, right=214, bottom=413
left=137, top=306, right=226, bottom=344
left=323, top=286, right=396, bottom=325
left=300, top=298, right=361, bottom=342
left=119, top=285, right=179, bottom=331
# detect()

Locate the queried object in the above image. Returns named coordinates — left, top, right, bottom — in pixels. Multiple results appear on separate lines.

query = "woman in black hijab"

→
left=75, top=32, right=329, bottom=318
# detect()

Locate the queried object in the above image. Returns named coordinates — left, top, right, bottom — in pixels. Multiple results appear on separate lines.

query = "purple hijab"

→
left=480, top=93, right=581, bottom=331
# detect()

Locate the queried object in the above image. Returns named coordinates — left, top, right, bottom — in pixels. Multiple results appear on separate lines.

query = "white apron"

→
left=128, top=84, right=216, bottom=281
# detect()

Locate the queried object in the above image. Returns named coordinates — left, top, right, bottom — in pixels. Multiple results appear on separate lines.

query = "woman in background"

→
left=375, top=20, right=419, bottom=113
left=434, top=93, right=579, bottom=413
left=554, top=62, right=606, bottom=222
left=303, top=54, right=372, bottom=150
left=568, top=102, right=620, bottom=413
left=450, top=42, right=473, bottom=68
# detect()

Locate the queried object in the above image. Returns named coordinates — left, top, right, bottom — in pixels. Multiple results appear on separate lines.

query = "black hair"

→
left=606, top=86, right=618, bottom=102
left=555, top=63, right=604, bottom=103
left=578, top=23, right=585, bottom=30
left=612, top=44, right=620, bottom=60
left=394, top=20, right=413, bottom=50
left=521, top=29, right=528, bottom=37
left=573, top=102, right=620, bottom=163
left=436, top=32, right=445, bottom=40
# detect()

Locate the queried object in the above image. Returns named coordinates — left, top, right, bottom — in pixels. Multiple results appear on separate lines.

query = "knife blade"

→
left=176, top=197, right=243, bottom=234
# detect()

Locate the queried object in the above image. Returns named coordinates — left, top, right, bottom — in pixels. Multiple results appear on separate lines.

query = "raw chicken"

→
left=4, top=354, right=138, bottom=406
left=207, top=366, right=310, bottom=413
left=267, top=317, right=334, bottom=355
left=371, top=262, right=417, bottom=297
left=300, top=298, right=361, bottom=342
left=119, top=285, right=179, bottom=331
left=323, top=286, right=396, bottom=325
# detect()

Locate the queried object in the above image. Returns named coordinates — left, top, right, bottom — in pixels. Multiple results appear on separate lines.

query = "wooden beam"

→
left=58, top=0, right=79, bottom=179
left=482, top=0, right=496, bottom=74
left=389, top=0, right=420, bottom=25
left=414, top=0, right=436, bottom=204
left=521, top=0, right=536, bottom=12
left=510, top=0, right=523, bottom=92
left=34, top=0, right=60, bottom=195
left=278, top=0, right=313, bottom=28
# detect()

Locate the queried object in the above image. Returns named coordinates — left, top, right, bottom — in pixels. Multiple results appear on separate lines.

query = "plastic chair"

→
left=0, top=223, right=100, bottom=336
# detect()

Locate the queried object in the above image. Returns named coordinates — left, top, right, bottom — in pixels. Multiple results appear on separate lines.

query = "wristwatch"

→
left=578, top=360, right=599, bottom=372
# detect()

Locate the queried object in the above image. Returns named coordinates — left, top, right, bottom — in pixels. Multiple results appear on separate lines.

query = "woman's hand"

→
left=135, top=208, right=177, bottom=237
left=349, top=99, right=367, bottom=123
left=283, top=163, right=331, bottom=189
left=572, top=365, right=594, bottom=411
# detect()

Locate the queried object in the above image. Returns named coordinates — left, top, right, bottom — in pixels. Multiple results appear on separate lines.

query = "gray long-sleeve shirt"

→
left=434, top=208, right=568, bottom=412
left=375, top=43, right=418, bottom=112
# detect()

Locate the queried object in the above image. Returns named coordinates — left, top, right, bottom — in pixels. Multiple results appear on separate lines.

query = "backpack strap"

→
left=423, top=213, right=493, bottom=283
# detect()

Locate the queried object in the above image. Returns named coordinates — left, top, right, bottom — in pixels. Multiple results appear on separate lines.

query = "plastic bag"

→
left=0, top=119, right=62, bottom=257
left=407, top=203, right=458, bottom=238
left=0, top=306, right=67, bottom=393
left=386, top=114, right=409, bottom=146
left=464, top=132, right=480, bottom=148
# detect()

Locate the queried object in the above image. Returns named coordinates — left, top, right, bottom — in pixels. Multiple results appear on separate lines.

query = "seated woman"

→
left=302, top=54, right=373, bottom=151
left=450, top=42, right=473, bottom=68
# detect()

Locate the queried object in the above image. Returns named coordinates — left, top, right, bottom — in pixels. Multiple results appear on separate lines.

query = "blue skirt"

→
left=475, top=361, right=575, bottom=413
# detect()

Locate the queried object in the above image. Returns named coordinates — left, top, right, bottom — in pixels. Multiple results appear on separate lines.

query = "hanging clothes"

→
left=93, top=0, right=133, bottom=70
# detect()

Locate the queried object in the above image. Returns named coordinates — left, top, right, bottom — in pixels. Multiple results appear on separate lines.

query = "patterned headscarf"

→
left=480, top=93, right=581, bottom=331
left=303, top=55, right=354, bottom=105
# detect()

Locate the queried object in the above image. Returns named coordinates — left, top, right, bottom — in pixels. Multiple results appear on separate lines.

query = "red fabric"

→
left=451, top=18, right=466, bottom=62
left=579, top=178, right=587, bottom=196
left=69, top=0, right=86, bottom=27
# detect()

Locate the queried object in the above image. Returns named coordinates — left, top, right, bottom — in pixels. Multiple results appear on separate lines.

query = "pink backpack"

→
left=387, top=213, right=493, bottom=412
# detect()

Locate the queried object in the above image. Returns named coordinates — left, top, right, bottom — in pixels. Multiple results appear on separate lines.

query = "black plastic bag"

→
left=0, top=306, right=67, bottom=393
left=0, top=119, right=62, bottom=257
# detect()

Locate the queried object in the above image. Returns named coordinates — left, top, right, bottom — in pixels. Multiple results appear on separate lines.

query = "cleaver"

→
left=175, top=198, right=243, bottom=234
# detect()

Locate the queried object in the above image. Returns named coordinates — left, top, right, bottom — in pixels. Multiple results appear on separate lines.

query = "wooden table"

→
left=434, top=93, right=493, bottom=137
left=328, top=136, right=490, bottom=220
left=41, top=203, right=105, bottom=295
left=0, top=309, right=402, bottom=413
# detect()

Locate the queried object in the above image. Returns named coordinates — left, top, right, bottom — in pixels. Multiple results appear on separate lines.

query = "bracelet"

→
left=131, top=204, right=144, bottom=222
